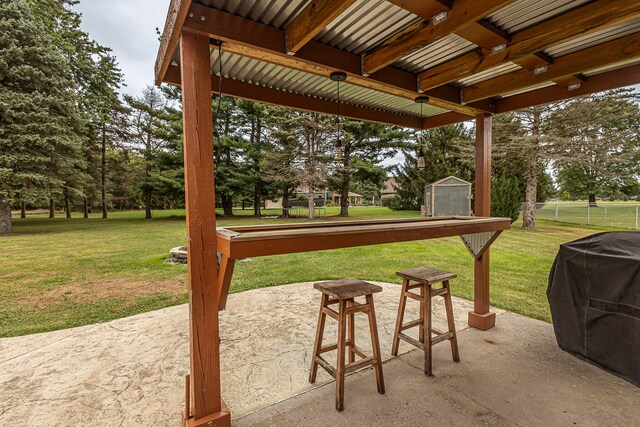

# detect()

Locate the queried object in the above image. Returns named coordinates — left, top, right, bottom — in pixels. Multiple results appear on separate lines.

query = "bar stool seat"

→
left=392, top=267, right=460, bottom=376
left=310, top=279, right=385, bottom=411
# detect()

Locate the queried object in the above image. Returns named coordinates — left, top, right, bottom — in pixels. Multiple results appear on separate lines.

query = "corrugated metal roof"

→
left=210, top=49, right=447, bottom=118
left=395, top=34, right=477, bottom=74
left=487, top=0, right=591, bottom=33
left=315, top=0, right=419, bottom=55
left=582, top=58, right=640, bottom=77
left=455, top=62, right=522, bottom=88
left=193, top=0, right=309, bottom=29
left=545, top=18, right=640, bottom=58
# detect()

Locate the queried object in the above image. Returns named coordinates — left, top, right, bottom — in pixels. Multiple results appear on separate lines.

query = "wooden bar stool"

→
left=309, top=279, right=385, bottom=411
left=392, top=267, right=460, bottom=376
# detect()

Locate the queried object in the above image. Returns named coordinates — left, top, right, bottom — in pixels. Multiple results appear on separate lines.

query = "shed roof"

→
left=428, top=176, right=471, bottom=187
left=157, top=0, right=640, bottom=129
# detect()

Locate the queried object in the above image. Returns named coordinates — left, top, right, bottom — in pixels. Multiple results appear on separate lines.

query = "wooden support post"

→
left=469, top=113, right=496, bottom=331
left=180, top=31, right=231, bottom=427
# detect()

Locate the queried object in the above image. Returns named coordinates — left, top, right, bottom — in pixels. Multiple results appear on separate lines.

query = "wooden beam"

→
left=418, top=0, right=640, bottom=92
left=155, top=0, right=191, bottom=85
left=179, top=32, right=229, bottom=426
left=492, top=63, right=640, bottom=113
left=456, top=20, right=510, bottom=49
left=386, top=0, right=452, bottom=20
left=361, top=0, right=515, bottom=75
left=462, top=32, right=640, bottom=103
left=181, top=3, right=491, bottom=116
left=285, top=0, right=356, bottom=54
left=423, top=112, right=473, bottom=129
left=469, top=113, right=495, bottom=331
left=165, top=66, right=425, bottom=129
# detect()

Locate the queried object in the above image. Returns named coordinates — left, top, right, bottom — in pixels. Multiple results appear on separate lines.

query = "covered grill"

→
left=548, top=232, right=640, bottom=386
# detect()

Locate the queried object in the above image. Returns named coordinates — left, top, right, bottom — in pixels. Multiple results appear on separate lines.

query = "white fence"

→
left=533, top=202, right=640, bottom=230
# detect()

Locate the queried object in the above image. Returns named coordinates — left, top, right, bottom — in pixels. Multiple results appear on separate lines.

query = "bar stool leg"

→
left=366, top=294, right=385, bottom=395
left=419, top=283, right=425, bottom=343
left=309, top=293, right=328, bottom=383
left=336, top=299, right=348, bottom=412
left=424, top=283, right=433, bottom=376
left=443, top=280, right=460, bottom=362
left=347, top=299, right=355, bottom=363
left=391, top=278, right=409, bottom=356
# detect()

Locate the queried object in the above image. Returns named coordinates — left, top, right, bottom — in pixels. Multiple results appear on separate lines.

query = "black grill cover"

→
left=548, top=232, right=640, bottom=386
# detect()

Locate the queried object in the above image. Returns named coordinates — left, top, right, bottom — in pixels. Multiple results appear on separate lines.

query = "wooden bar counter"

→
left=215, top=216, right=511, bottom=310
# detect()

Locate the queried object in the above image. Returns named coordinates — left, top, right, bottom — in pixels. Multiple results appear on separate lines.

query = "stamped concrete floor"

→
left=1, top=281, right=638, bottom=426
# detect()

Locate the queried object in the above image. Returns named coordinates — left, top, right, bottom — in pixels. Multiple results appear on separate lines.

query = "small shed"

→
left=424, top=176, right=471, bottom=217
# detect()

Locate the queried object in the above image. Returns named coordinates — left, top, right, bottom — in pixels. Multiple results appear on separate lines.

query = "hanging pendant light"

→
left=331, top=71, right=347, bottom=161
left=415, top=96, right=429, bottom=170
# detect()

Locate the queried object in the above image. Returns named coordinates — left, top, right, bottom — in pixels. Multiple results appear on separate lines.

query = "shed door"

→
left=434, top=185, right=469, bottom=216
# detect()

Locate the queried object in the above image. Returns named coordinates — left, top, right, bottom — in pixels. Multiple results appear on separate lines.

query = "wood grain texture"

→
left=362, top=0, right=515, bottom=75
left=419, top=0, right=640, bottom=92
left=180, top=31, right=223, bottom=422
left=155, top=0, right=191, bottom=84
left=180, top=3, right=490, bottom=116
left=285, top=0, right=357, bottom=53
left=462, top=32, right=640, bottom=103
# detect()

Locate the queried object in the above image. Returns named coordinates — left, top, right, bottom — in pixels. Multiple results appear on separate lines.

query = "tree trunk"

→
left=49, top=198, right=55, bottom=219
left=64, top=189, right=71, bottom=219
left=84, top=197, right=89, bottom=219
left=0, top=198, right=12, bottom=235
left=221, top=194, right=233, bottom=216
left=588, top=194, right=597, bottom=207
left=145, top=190, right=152, bottom=219
left=339, top=159, right=350, bottom=217
left=282, top=186, right=290, bottom=218
left=307, top=187, right=315, bottom=219
left=253, top=184, right=261, bottom=216
left=522, top=108, right=541, bottom=231
left=20, top=201, right=26, bottom=219
left=101, top=122, right=108, bottom=219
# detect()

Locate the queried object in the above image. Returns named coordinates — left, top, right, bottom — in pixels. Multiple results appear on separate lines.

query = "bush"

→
left=383, top=195, right=407, bottom=211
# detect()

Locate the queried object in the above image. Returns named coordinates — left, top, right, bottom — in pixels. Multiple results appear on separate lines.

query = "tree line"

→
left=1, top=0, right=638, bottom=236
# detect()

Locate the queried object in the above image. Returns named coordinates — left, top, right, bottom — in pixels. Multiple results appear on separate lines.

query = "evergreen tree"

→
left=0, top=0, right=82, bottom=233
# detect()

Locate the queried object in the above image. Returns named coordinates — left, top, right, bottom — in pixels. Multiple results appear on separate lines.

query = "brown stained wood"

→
left=396, top=266, right=457, bottom=284
left=492, top=63, right=640, bottom=113
left=164, top=65, right=424, bottom=129
left=423, top=111, right=478, bottom=130
left=347, top=300, right=355, bottom=364
left=387, top=0, right=451, bottom=20
left=335, top=299, right=347, bottom=411
left=391, top=278, right=408, bottom=356
left=512, top=52, right=554, bottom=71
left=418, top=0, right=640, bottom=92
left=424, top=283, right=432, bottom=376
left=552, top=74, right=586, bottom=87
left=180, top=31, right=224, bottom=422
left=366, top=294, right=385, bottom=394
left=455, top=20, right=510, bottom=49
left=443, top=280, right=460, bottom=362
left=361, top=0, right=515, bottom=75
left=309, top=293, right=328, bottom=384
left=314, top=279, right=383, bottom=300
left=462, top=32, right=640, bottom=103
left=180, top=3, right=491, bottom=116
left=155, top=0, right=191, bottom=85
left=217, top=256, right=235, bottom=310
left=285, top=0, right=357, bottom=54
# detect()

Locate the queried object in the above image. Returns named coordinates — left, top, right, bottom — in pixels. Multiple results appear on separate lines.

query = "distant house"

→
left=332, top=192, right=364, bottom=206
left=382, top=178, right=397, bottom=197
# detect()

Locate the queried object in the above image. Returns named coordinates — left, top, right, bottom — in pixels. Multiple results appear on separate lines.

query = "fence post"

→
left=636, top=206, right=639, bottom=230
left=587, top=204, right=590, bottom=225
left=555, top=203, right=559, bottom=221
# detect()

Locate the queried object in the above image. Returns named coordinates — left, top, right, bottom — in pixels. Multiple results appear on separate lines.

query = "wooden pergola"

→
left=155, top=1, right=640, bottom=425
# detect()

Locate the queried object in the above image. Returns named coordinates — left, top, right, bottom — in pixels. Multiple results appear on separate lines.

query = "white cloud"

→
left=74, top=0, right=171, bottom=96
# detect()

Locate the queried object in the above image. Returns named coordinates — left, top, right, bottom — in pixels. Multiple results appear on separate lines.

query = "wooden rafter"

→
left=492, top=64, right=640, bottom=113
left=164, top=66, right=424, bottom=129
left=154, top=0, right=192, bottom=85
left=361, top=0, right=515, bottom=76
left=285, top=0, right=357, bottom=55
left=418, top=0, right=640, bottom=92
left=462, top=32, right=640, bottom=103
left=181, top=2, right=490, bottom=117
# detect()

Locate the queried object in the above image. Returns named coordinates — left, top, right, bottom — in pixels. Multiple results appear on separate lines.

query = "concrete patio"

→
left=1, top=281, right=638, bottom=426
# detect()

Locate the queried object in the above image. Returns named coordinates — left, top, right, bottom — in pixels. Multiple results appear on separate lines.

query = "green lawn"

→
left=0, top=207, right=618, bottom=337
left=536, top=201, right=640, bottom=230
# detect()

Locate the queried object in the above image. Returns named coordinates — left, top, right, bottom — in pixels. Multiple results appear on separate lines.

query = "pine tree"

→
left=0, top=0, right=82, bottom=234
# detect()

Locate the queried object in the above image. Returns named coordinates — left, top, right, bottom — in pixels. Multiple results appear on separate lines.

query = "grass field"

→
left=0, top=207, right=621, bottom=337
